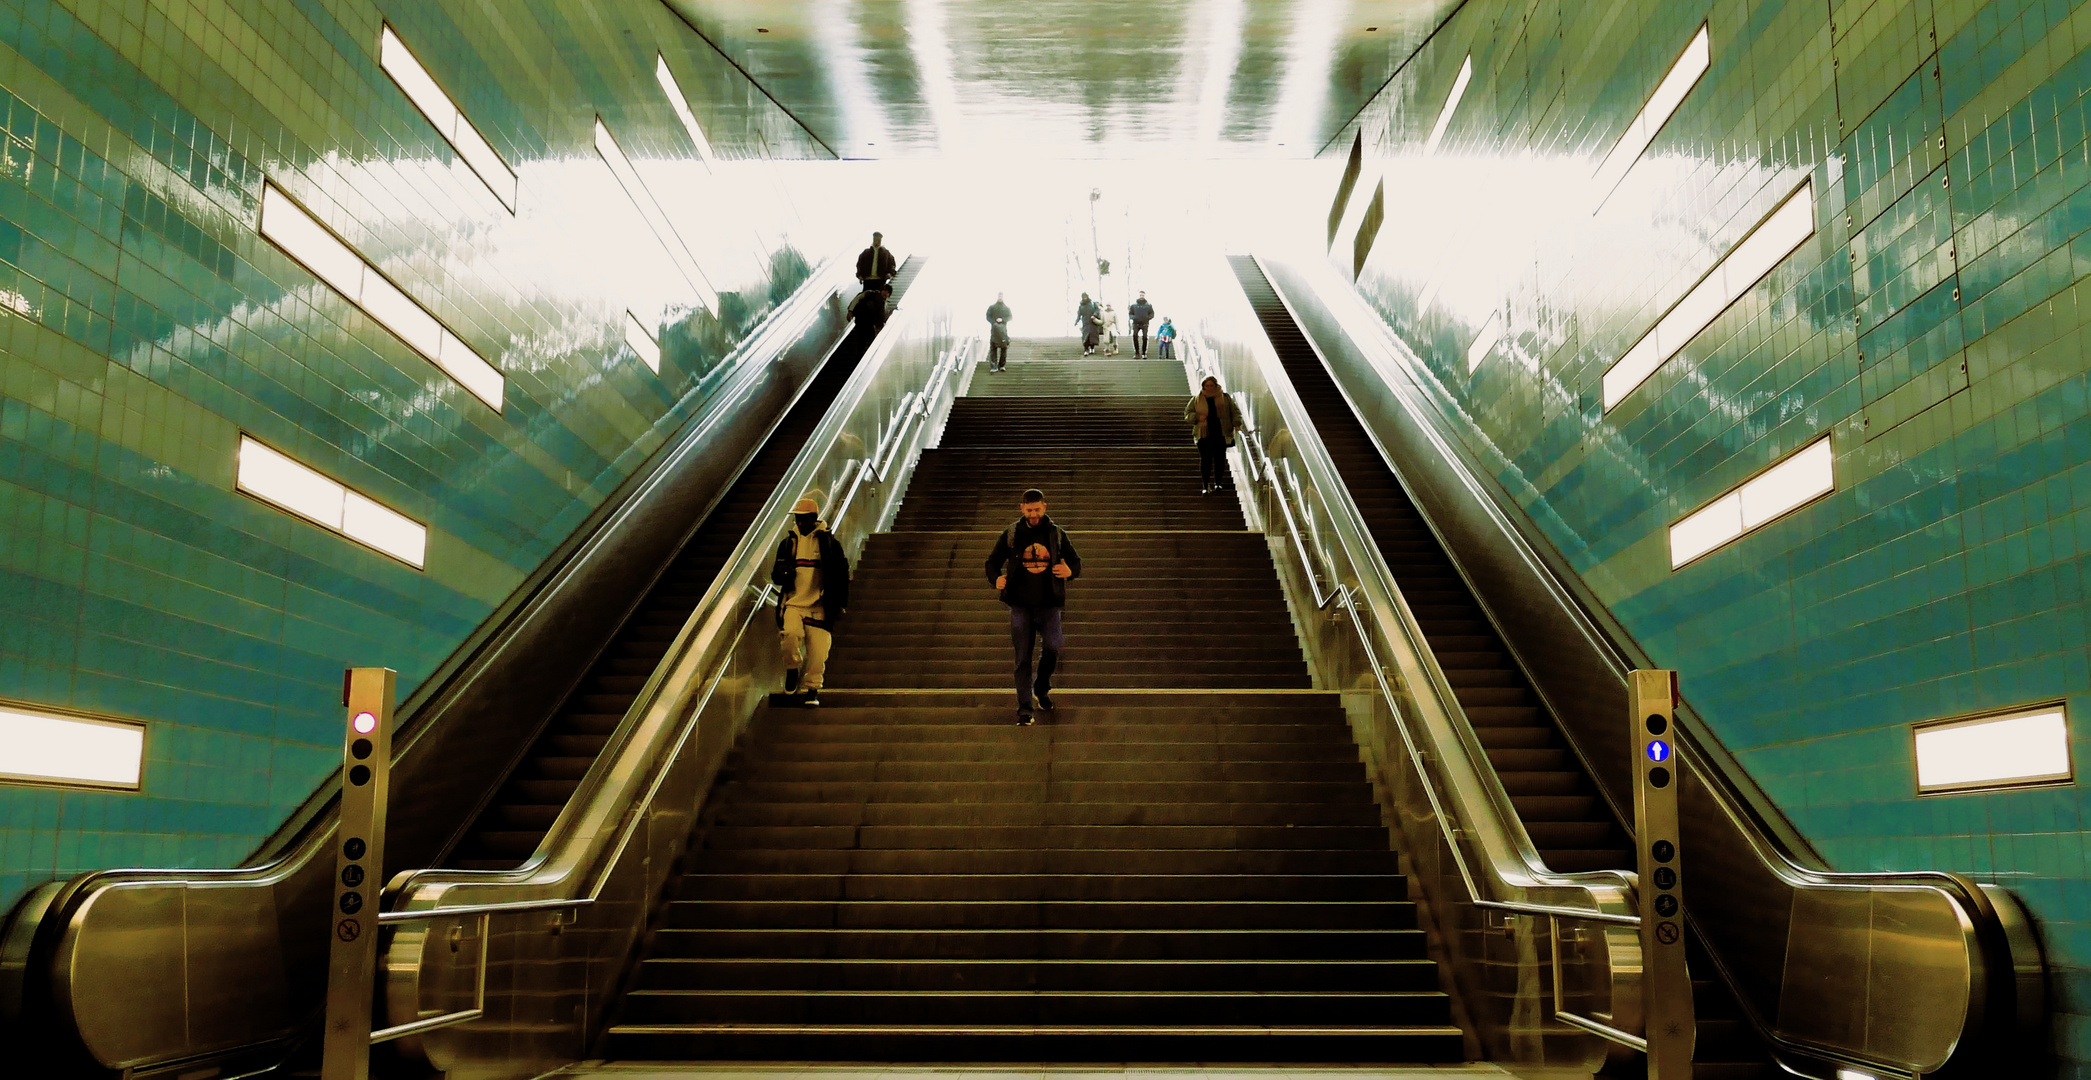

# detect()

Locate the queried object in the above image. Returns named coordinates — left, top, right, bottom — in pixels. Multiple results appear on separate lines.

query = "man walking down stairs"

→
left=603, top=339, right=1468, bottom=1063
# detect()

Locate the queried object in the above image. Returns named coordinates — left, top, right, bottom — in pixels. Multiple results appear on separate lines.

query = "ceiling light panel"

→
left=626, top=310, right=662, bottom=373
left=594, top=118, right=719, bottom=313
left=1669, top=435, right=1833, bottom=569
left=237, top=436, right=428, bottom=568
left=258, top=183, right=505, bottom=411
left=1593, top=25, right=1711, bottom=210
left=380, top=25, right=517, bottom=210
left=1423, top=55, right=1472, bottom=156
left=1605, top=177, right=1815, bottom=410
left=655, top=54, right=716, bottom=167
left=1916, top=706, right=2073, bottom=794
left=0, top=705, right=145, bottom=789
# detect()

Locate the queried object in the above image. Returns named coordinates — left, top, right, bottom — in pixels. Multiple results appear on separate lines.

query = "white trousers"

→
left=779, top=606, right=832, bottom=690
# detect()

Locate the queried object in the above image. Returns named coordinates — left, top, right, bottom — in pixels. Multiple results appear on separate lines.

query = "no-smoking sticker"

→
left=337, top=918, right=361, bottom=942
left=1654, top=921, right=1680, bottom=945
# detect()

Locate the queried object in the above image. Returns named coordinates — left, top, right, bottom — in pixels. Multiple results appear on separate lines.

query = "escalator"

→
left=1228, top=256, right=1777, bottom=1078
left=449, top=258, right=923, bottom=868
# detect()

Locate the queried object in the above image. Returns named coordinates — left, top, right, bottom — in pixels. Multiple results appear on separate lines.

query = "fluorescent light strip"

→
left=237, top=435, right=428, bottom=568
left=626, top=310, right=661, bottom=373
left=1604, top=177, right=1815, bottom=411
left=1467, top=312, right=1503, bottom=372
left=259, top=183, right=505, bottom=411
left=655, top=54, right=716, bottom=168
left=0, top=705, right=145, bottom=789
left=1668, top=436, right=1832, bottom=568
left=379, top=25, right=517, bottom=211
left=1422, top=55, right=1473, bottom=156
left=594, top=118, right=718, bottom=313
left=1916, top=706, right=2072, bottom=794
left=1593, top=26, right=1711, bottom=210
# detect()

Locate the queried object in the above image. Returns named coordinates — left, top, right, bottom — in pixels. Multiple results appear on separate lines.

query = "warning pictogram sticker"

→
left=337, top=918, right=361, bottom=942
left=1654, top=921, right=1680, bottom=945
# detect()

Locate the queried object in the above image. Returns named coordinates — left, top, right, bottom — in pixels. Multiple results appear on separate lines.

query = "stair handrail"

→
left=369, top=259, right=962, bottom=1079
left=1251, top=252, right=2048, bottom=1079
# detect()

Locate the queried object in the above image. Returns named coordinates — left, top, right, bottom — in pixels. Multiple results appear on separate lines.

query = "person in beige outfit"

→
left=1185, top=376, right=1243, bottom=495
left=770, top=496, right=850, bottom=706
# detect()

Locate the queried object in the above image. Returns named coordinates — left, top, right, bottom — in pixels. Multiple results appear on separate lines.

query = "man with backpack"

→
left=984, top=488, right=1082, bottom=725
left=986, top=293, right=1012, bottom=371
left=772, top=495, right=850, bottom=707
left=1128, top=291, right=1155, bottom=358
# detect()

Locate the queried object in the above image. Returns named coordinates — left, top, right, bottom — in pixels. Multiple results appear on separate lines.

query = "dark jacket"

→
left=857, top=244, right=897, bottom=282
left=985, top=516, right=1082, bottom=608
left=772, top=524, right=850, bottom=626
left=1076, top=297, right=1097, bottom=326
left=849, top=288, right=887, bottom=331
left=1186, top=391, right=1243, bottom=444
left=987, top=301, right=1011, bottom=342
left=1129, top=299, right=1154, bottom=327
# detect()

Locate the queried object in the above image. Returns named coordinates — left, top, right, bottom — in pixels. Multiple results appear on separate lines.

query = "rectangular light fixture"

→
left=380, top=25, right=517, bottom=210
left=1467, top=312, right=1504, bottom=372
left=259, top=183, right=505, bottom=411
left=594, top=117, right=718, bottom=313
left=0, top=704, right=145, bottom=790
left=1423, top=55, right=1473, bottom=156
left=1593, top=25, right=1711, bottom=210
left=1668, top=435, right=1832, bottom=568
left=655, top=54, right=716, bottom=168
left=1916, top=705, right=2073, bottom=794
left=237, top=435, right=428, bottom=568
left=626, top=310, right=661, bottom=373
left=1605, top=177, right=1815, bottom=410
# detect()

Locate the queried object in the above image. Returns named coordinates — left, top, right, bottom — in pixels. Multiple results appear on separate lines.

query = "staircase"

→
left=444, top=261, right=924, bottom=870
left=603, top=339, right=1466, bottom=1062
left=1227, top=257, right=1777, bottom=1078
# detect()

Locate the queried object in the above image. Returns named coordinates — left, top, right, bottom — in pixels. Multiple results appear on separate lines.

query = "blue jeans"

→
left=1009, top=606, right=1063, bottom=708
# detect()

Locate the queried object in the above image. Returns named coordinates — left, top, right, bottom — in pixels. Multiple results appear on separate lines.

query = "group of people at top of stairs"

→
left=979, top=291, right=1178, bottom=370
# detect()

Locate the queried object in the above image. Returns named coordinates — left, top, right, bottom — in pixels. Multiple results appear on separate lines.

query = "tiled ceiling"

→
left=659, top=0, right=1464, bottom=158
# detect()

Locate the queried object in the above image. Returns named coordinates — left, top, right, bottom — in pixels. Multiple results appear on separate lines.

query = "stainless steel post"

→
left=323, top=667, right=395, bottom=1080
left=1632, top=669, right=1694, bottom=1077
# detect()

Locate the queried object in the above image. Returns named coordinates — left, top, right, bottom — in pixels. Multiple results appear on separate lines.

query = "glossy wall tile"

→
left=1326, top=0, right=2091, bottom=1068
left=0, top=0, right=832, bottom=914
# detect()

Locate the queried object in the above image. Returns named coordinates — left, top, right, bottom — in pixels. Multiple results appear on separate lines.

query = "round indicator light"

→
left=352, top=711, right=378, bottom=734
left=1645, top=714, right=1668, bottom=736
left=348, top=765, right=371, bottom=787
left=350, top=738, right=372, bottom=760
left=1651, top=840, right=1674, bottom=863
left=1649, top=766, right=1671, bottom=788
left=339, top=891, right=364, bottom=915
left=1646, top=740, right=1671, bottom=763
left=343, top=837, right=366, bottom=860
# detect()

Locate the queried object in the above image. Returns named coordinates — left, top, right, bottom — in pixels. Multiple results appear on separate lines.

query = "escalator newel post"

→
left=323, top=666, right=396, bottom=1080
left=1633, top=668, right=1696, bottom=1077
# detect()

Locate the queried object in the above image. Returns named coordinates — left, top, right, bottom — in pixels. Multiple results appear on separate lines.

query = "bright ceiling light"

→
left=1423, top=55, right=1473, bottom=156
left=1467, top=311, right=1504, bottom=372
left=1669, top=435, right=1832, bottom=568
left=1605, top=177, right=1814, bottom=410
left=258, top=183, right=505, bottom=411
left=379, top=25, right=516, bottom=210
left=655, top=54, right=715, bottom=168
left=1593, top=25, right=1711, bottom=211
left=594, top=118, right=718, bottom=312
left=626, top=310, right=661, bottom=373
left=0, top=705, right=146, bottom=789
left=1916, top=707, right=2073, bottom=794
left=237, top=436, right=428, bottom=569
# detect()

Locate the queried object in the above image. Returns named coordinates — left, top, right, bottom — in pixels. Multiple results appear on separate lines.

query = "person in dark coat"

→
left=1075, top=293, right=1097, bottom=354
left=984, top=488, right=1082, bottom=725
left=772, top=495, right=850, bottom=706
left=1128, top=291, right=1155, bottom=358
left=1185, top=376, right=1244, bottom=495
left=986, top=293, right=1012, bottom=371
left=857, top=232, right=897, bottom=296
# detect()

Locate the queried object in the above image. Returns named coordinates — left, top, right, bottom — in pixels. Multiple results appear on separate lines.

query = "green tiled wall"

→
left=0, top=0, right=829, bottom=914
left=1331, top=0, right=2091, bottom=1068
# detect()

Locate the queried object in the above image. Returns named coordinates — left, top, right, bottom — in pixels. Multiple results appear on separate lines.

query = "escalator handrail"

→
left=1193, top=275, right=1639, bottom=922
left=1255, top=252, right=2046, bottom=1077
left=0, top=252, right=858, bottom=1076
left=379, top=257, right=933, bottom=922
